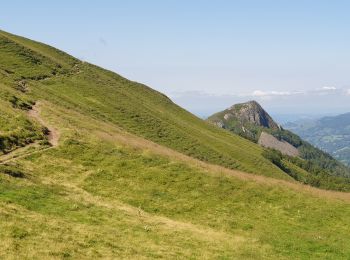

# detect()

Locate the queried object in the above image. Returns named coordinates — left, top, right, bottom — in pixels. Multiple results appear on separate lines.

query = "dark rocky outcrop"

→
left=227, top=100, right=279, bottom=129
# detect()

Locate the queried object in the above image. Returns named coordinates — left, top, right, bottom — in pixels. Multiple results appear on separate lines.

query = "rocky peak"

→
left=225, top=100, right=279, bottom=129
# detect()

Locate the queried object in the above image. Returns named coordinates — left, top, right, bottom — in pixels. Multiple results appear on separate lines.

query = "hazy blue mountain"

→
left=285, top=113, right=350, bottom=166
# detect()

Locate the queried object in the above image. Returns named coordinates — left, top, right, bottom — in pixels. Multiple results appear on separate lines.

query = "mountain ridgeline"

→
left=208, top=101, right=350, bottom=190
left=0, top=31, right=289, bottom=179
left=1, top=30, right=350, bottom=258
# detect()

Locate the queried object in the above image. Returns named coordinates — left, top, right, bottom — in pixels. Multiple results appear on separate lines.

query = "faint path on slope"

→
left=39, top=176, right=247, bottom=247
left=0, top=102, right=60, bottom=165
left=0, top=142, right=40, bottom=164
left=95, top=128, right=350, bottom=203
left=28, top=102, right=60, bottom=147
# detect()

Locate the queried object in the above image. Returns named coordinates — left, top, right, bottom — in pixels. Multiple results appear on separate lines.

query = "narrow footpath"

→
left=0, top=102, right=59, bottom=164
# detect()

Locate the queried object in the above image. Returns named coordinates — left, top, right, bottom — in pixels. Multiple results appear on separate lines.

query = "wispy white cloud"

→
left=310, top=86, right=343, bottom=96
left=250, top=86, right=348, bottom=99
left=170, top=86, right=348, bottom=101
left=321, top=86, right=337, bottom=90
left=169, top=86, right=350, bottom=117
left=251, top=90, right=300, bottom=97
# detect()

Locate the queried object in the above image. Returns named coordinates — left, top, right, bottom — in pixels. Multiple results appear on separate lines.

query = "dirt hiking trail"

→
left=28, top=102, right=60, bottom=147
left=0, top=102, right=60, bottom=165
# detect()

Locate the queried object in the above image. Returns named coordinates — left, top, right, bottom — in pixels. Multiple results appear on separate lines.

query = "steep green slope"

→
left=0, top=30, right=290, bottom=180
left=1, top=30, right=350, bottom=259
left=1, top=101, right=350, bottom=259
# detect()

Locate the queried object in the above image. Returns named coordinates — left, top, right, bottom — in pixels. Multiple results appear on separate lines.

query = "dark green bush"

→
left=0, top=164, right=25, bottom=178
left=262, top=148, right=290, bottom=174
left=9, top=95, right=32, bottom=110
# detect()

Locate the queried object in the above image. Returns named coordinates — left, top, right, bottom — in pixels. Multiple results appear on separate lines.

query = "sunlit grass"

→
left=0, top=30, right=350, bottom=259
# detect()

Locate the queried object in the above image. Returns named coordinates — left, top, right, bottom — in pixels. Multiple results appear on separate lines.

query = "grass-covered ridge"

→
left=1, top=30, right=350, bottom=258
left=0, top=30, right=290, bottom=180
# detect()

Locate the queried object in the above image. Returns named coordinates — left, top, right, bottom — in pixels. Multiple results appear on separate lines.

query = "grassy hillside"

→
left=0, top=30, right=290, bottom=180
left=1, top=30, right=350, bottom=258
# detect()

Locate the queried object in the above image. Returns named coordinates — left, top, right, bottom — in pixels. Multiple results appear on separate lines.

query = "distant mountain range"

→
left=285, top=113, right=350, bottom=166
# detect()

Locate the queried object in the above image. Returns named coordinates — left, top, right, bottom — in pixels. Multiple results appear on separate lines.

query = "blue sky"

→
left=2, top=0, right=350, bottom=119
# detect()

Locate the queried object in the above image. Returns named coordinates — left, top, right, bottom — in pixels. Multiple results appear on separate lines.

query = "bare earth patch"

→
left=258, top=131, right=299, bottom=157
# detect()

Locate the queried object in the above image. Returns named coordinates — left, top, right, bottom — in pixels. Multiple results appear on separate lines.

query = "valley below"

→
left=285, top=114, right=350, bottom=166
